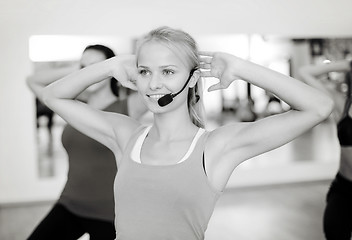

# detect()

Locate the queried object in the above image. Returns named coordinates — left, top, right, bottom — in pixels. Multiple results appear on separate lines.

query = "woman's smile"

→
left=147, top=93, right=166, bottom=101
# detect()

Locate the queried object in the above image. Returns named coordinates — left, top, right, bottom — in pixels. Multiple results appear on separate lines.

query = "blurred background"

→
left=1, top=0, right=352, bottom=239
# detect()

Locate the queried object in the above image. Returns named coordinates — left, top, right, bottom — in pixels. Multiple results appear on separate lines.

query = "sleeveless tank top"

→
left=59, top=99, right=128, bottom=221
left=114, top=126, right=221, bottom=240
left=337, top=98, right=352, bottom=146
left=337, top=64, right=352, bottom=147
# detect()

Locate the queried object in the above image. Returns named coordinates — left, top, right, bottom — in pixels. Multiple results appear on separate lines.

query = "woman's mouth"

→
left=147, top=94, right=166, bottom=101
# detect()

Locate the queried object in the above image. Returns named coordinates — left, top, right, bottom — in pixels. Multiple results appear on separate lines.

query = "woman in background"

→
left=26, top=44, right=146, bottom=240
left=40, top=27, right=333, bottom=239
left=300, top=59, right=352, bottom=240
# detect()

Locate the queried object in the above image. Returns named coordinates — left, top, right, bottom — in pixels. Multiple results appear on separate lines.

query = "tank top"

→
left=337, top=65, right=352, bottom=147
left=337, top=98, right=352, bottom=146
left=59, top=99, right=128, bottom=221
left=114, top=126, right=221, bottom=240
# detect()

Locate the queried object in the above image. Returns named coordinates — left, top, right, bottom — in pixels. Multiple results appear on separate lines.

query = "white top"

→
left=131, top=126, right=206, bottom=164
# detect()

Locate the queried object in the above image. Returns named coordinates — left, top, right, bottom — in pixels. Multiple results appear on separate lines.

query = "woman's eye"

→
left=163, top=69, right=174, bottom=75
left=138, top=69, right=150, bottom=76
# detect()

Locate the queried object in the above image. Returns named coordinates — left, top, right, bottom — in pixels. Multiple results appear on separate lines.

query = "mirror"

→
left=29, top=35, right=135, bottom=178
left=29, top=35, right=351, bottom=187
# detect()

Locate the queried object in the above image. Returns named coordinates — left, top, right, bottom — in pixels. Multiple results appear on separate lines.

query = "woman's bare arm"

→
left=41, top=55, right=140, bottom=154
left=200, top=52, right=334, bottom=190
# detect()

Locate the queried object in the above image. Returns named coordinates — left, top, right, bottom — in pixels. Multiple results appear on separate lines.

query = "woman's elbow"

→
left=26, top=75, right=36, bottom=90
left=41, top=87, right=55, bottom=107
left=297, top=67, right=307, bottom=80
left=316, top=95, right=334, bottom=120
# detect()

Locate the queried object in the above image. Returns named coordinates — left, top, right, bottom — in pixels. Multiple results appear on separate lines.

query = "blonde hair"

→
left=136, top=26, right=205, bottom=128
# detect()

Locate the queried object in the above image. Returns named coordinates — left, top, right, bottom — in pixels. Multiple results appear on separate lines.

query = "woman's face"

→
left=80, top=49, right=109, bottom=93
left=136, top=41, right=191, bottom=113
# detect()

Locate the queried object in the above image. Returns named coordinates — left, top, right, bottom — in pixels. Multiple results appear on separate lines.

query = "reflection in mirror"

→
left=32, top=61, right=76, bottom=178
left=29, top=35, right=134, bottom=178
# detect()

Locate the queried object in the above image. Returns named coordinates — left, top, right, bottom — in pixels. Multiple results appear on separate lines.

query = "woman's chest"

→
left=140, top=139, right=193, bottom=165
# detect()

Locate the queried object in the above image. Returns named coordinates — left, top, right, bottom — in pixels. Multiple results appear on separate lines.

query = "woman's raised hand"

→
left=108, top=55, right=138, bottom=91
left=199, top=51, right=241, bottom=92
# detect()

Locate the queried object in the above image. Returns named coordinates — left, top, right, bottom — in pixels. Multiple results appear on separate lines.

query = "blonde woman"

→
left=41, top=27, right=333, bottom=239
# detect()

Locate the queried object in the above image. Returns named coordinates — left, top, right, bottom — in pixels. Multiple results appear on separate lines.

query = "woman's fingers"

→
left=207, top=82, right=223, bottom=92
left=199, top=51, right=213, bottom=65
left=207, top=80, right=232, bottom=92
left=199, top=51, right=214, bottom=57
left=122, top=80, right=138, bottom=91
left=200, top=70, right=214, bottom=77
left=199, top=56, right=212, bottom=64
left=199, top=63, right=212, bottom=69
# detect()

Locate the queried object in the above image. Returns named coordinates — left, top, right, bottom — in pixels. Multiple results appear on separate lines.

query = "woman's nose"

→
left=149, top=74, right=162, bottom=90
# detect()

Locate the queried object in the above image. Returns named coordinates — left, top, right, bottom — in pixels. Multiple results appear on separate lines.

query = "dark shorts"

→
left=323, top=173, right=352, bottom=240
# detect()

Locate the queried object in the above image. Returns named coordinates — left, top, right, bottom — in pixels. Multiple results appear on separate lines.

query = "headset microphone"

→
left=158, top=68, right=196, bottom=107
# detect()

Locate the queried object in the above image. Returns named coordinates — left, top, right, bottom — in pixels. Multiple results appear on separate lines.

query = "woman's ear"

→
left=189, top=69, right=201, bottom=88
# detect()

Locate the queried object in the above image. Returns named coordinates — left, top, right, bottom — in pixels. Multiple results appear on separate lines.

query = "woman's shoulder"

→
left=204, top=122, right=246, bottom=151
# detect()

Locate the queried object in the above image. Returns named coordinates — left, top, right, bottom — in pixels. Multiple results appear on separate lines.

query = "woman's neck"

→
left=151, top=107, right=199, bottom=141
